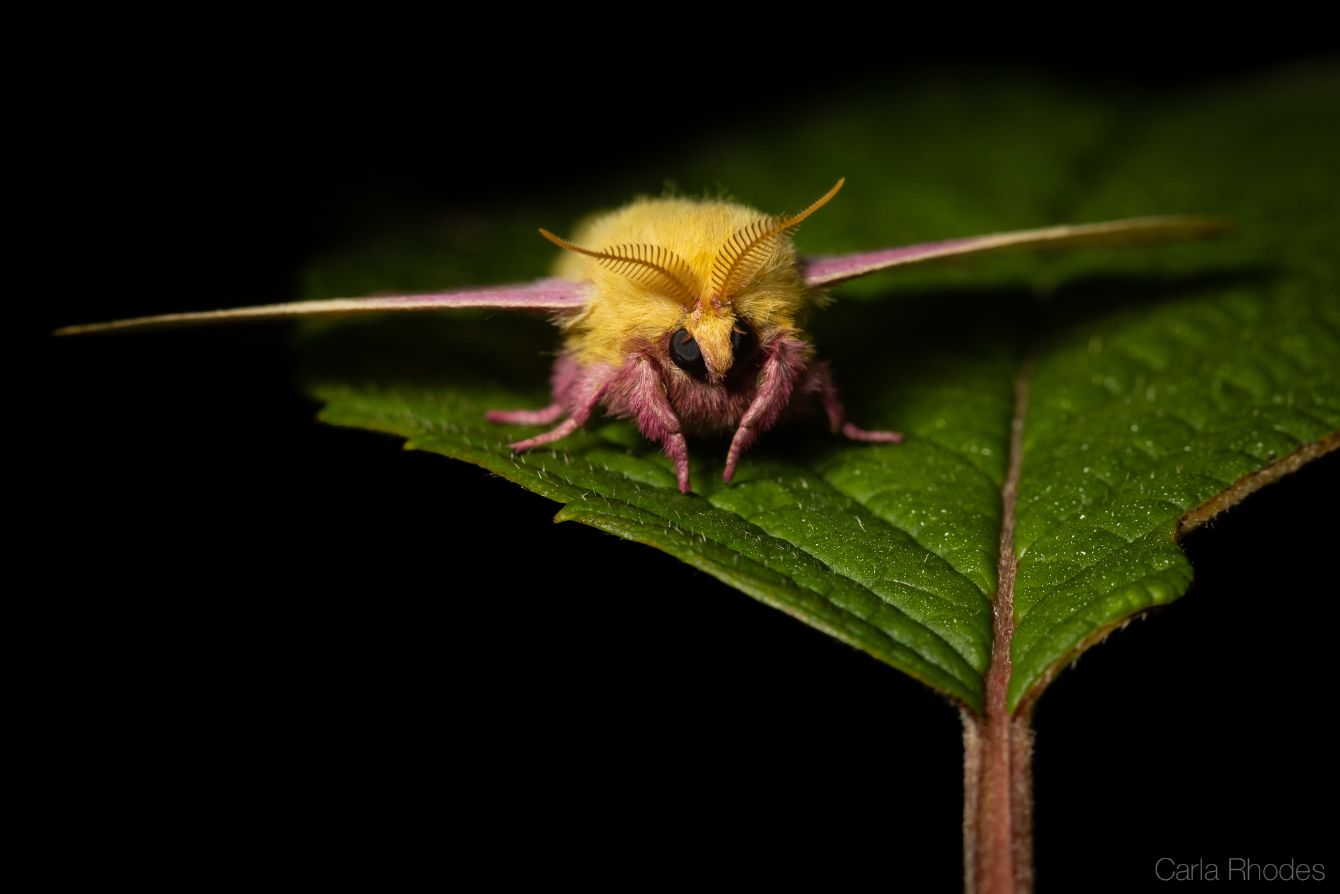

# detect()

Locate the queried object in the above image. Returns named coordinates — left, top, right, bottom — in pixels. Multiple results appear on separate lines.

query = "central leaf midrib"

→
left=987, top=101, right=1162, bottom=712
left=985, top=357, right=1032, bottom=720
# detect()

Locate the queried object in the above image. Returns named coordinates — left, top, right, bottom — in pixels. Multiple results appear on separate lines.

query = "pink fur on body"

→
left=486, top=331, right=901, bottom=494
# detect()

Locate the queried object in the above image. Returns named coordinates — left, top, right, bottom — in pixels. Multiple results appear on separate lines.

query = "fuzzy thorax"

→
left=551, top=197, right=816, bottom=368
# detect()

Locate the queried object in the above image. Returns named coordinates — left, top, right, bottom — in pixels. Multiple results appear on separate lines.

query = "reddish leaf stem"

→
left=964, top=360, right=1035, bottom=894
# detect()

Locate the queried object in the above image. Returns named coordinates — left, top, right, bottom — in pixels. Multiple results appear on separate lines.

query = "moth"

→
left=58, top=180, right=1222, bottom=493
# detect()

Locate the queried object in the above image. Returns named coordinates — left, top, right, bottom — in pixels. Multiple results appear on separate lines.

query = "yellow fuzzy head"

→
left=681, top=310, right=736, bottom=380
left=541, top=180, right=843, bottom=377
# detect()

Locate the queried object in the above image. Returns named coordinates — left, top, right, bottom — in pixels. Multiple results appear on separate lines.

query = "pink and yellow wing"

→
left=59, top=215, right=1228, bottom=335
left=801, top=215, right=1228, bottom=287
left=55, top=277, right=591, bottom=336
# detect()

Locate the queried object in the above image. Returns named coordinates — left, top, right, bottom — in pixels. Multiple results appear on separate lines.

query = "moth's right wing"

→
left=55, top=277, right=592, bottom=336
left=800, top=216, right=1229, bottom=287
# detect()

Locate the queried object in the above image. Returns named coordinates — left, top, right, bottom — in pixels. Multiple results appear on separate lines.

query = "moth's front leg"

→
left=723, top=336, right=810, bottom=483
left=617, top=352, right=691, bottom=493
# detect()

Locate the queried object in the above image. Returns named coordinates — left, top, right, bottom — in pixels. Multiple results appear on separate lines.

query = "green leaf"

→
left=299, top=68, right=1340, bottom=714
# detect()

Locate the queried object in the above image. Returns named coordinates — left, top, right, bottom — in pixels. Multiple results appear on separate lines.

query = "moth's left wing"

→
left=55, top=277, right=591, bottom=336
left=801, top=216, right=1228, bottom=287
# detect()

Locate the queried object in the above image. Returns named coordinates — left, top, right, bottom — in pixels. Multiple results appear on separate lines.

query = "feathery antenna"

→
left=708, top=178, right=845, bottom=304
left=539, top=229, right=701, bottom=305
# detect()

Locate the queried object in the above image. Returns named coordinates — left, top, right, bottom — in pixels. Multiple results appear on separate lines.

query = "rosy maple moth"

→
left=58, top=179, right=1224, bottom=492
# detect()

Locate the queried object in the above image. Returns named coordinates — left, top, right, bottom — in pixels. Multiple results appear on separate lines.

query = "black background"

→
left=38, top=27, right=1337, bottom=891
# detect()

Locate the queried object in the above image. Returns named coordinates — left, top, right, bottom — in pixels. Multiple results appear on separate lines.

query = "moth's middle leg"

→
left=485, top=404, right=565, bottom=425
left=499, top=364, right=612, bottom=454
left=804, top=361, right=903, bottom=444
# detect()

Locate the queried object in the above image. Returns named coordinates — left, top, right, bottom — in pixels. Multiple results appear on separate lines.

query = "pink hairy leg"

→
left=485, top=404, right=565, bottom=425
left=807, top=361, right=903, bottom=444
left=508, top=366, right=612, bottom=453
left=723, top=336, right=811, bottom=483
left=487, top=354, right=587, bottom=426
left=615, top=353, right=691, bottom=493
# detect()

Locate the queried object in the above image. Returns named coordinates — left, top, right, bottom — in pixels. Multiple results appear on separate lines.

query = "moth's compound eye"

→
left=730, top=321, right=755, bottom=364
left=670, top=328, right=705, bottom=377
